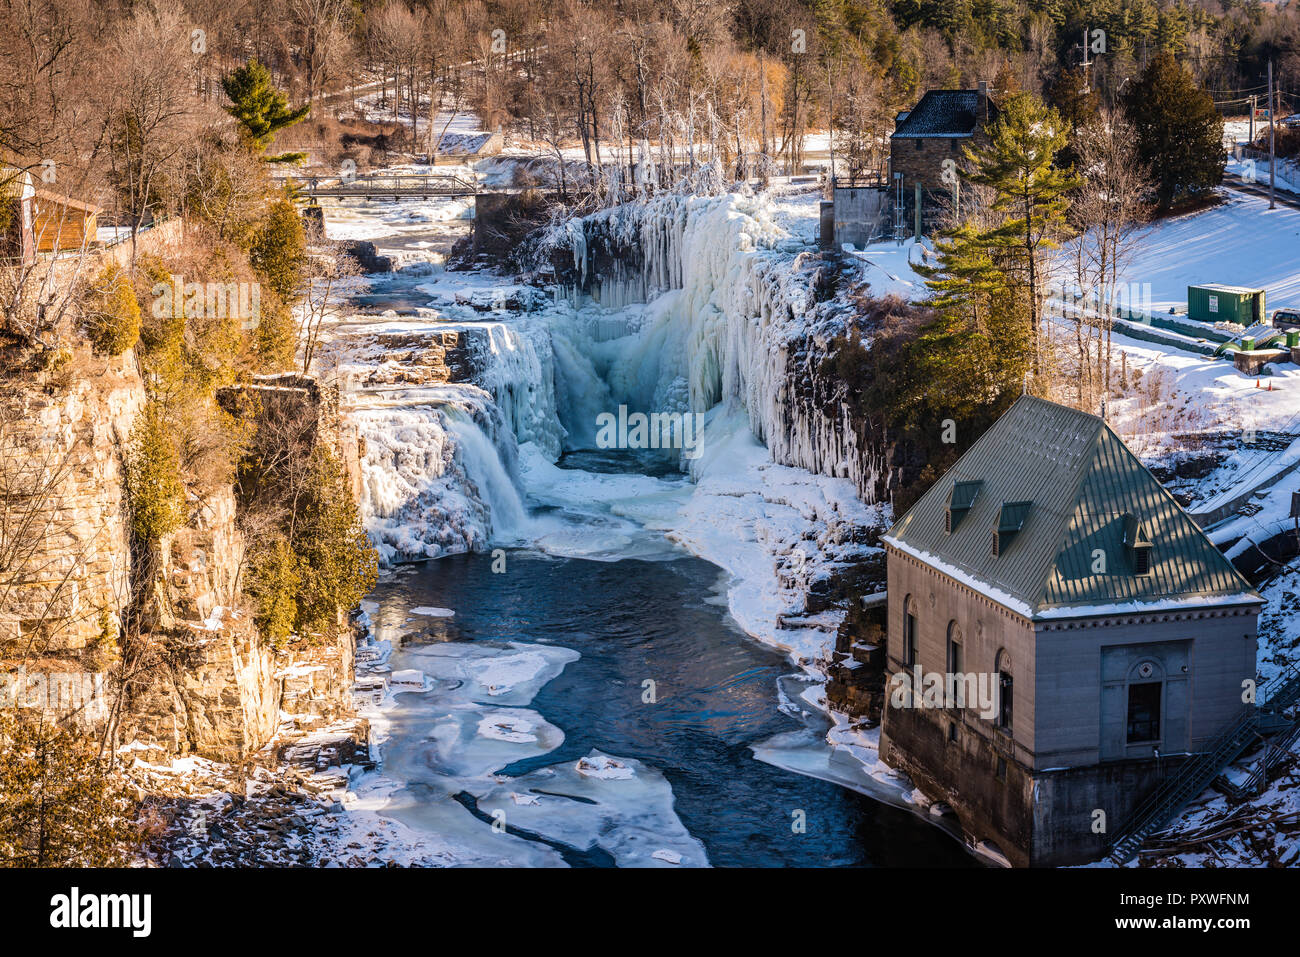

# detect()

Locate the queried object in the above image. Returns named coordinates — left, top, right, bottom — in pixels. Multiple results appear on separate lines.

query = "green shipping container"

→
left=1187, top=284, right=1266, bottom=325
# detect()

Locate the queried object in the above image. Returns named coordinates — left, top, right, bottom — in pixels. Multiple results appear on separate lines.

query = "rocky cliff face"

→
left=1, top=351, right=361, bottom=760
left=0, top=351, right=142, bottom=655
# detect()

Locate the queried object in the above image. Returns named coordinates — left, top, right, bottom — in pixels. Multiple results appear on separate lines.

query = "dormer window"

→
left=992, top=501, right=1031, bottom=557
left=946, top=480, right=982, bottom=533
left=1124, top=514, right=1153, bottom=576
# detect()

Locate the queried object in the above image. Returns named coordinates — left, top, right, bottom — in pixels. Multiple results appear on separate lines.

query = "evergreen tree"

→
left=125, top=401, right=185, bottom=545
left=245, top=538, right=301, bottom=648
left=250, top=197, right=307, bottom=304
left=290, top=449, right=377, bottom=637
left=1122, top=52, right=1224, bottom=209
left=962, top=92, right=1079, bottom=344
left=221, top=59, right=310, bottom=164
left=0, top=713, right=133, bottom=867
left=252, top=291, right=298, bottom=373
left=917, top=222, right=1033, bottom=410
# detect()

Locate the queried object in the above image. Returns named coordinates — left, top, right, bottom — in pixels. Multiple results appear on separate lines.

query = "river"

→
left=323, top=186, right=978, bottom=867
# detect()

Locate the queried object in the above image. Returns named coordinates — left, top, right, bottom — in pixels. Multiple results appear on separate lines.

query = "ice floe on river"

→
left=474, top=750, right=708, bottom=867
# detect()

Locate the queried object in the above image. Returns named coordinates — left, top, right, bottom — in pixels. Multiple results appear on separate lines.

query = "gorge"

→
left=316, top=180, right=976, bottom=865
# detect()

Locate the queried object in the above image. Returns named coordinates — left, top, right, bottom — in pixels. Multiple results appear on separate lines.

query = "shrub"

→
left=290, top=448, right=377, bottom=636
left=250, top=197, right=305, bottom=303
left=125, top=402, right=185, bottom=544
left=246, top=538, right=301, bottom=648
left=0, top=712, right=133, bottom=867
left=83, top=264, right=141, bottom=356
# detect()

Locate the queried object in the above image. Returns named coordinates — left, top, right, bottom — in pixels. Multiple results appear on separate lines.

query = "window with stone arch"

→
left=995, top=648, right=1013, bottom=731
left=946, top=621, right=963, bottom=676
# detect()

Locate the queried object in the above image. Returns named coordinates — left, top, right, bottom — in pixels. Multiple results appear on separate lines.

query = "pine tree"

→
left=246, top=538, right=301, bottom=648
left=0, top=713, right=133, bottom=867
left=917, top=221, right=1033, bottom=409
left=290, top=449, right=377, bottom=637
left=1122, top=52, right=1224, bottom=209
left=124, top=401, right=185, bottom=545
left=962, top=92, right=1079, bottom=345
left=221, top=59, right=310, bottom=164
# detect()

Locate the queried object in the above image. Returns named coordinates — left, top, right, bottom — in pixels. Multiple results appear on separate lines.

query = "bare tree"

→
left=1065, top=108, right=1151, bottom=411
left=298, top=242, right=358, bottom=375
left=99, top=2, right=202, bottom=259
left=289, top=0, right=355, bottom=109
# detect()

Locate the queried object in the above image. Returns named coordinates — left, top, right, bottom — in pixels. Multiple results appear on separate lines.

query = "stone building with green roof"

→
left=879, top=395, right=1262, bottom=866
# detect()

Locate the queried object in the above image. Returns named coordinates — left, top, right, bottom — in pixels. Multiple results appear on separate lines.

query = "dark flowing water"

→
left=372, top=545, right=977, bottom=867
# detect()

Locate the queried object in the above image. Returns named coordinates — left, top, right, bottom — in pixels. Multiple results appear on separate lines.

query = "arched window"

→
left=995, top=648, right=1013, bottom=731
left=946, top=621, right=963, bottom=676
left=902, top=595, right=917, bottom=668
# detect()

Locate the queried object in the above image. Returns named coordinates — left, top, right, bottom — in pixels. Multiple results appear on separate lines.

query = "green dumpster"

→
left=1188, top=284, right=1266, bottom=325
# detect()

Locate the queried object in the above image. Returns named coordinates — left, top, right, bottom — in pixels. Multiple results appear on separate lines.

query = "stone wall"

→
left=216, top=374, right=364, bottom=504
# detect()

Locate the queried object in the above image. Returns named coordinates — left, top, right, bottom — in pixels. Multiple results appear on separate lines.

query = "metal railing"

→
left=303, top=173, right=479, bottom=198
left=1108, top=661, right=1300, bottom=864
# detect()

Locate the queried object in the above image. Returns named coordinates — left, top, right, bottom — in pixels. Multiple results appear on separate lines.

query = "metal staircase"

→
left=1217, top=717, right=1300, bottom=799
left=1107, top=663, right=1300, bottom=865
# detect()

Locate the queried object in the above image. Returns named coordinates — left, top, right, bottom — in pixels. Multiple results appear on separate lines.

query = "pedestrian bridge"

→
left=302, top=173, right=479, bottom=199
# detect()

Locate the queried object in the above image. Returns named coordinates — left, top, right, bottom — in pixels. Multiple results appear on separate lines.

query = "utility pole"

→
left=1269, top=59, right=1277, bottom=209
left=1080, top=28, right=1093, bottom=94
left=1249, top=94, right=1256, bottom=145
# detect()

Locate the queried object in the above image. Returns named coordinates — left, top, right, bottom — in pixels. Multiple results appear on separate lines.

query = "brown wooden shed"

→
left=32, top=188, right=101, bottom=254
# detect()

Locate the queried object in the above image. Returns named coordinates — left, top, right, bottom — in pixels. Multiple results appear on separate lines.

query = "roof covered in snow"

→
left=883, top=395, right=1262, bottom=619
left=892, top=90, right=996, bottom=139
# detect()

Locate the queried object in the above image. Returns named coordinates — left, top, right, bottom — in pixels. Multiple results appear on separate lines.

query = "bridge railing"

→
left=303, top=173, right=479, bottom=195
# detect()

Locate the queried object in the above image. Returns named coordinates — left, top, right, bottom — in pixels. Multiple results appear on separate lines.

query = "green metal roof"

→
left=883, top=395, right=1262, bottom=619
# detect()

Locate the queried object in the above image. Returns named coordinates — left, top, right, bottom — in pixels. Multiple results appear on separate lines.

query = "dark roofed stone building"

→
left=889, top=87, right=998, bottom=235
left=879, top=395, right=1261, bottom=866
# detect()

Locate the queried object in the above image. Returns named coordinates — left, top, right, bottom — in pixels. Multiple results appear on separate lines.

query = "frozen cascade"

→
left=466, top=319, right=564, bottom=460
left=352, top=386, right=530, bottom=563
left=340, top=189, right=886, bottom=570
left=443, top=410, right=528, bottom=536
left=546, top=191, right=888, bottom=500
